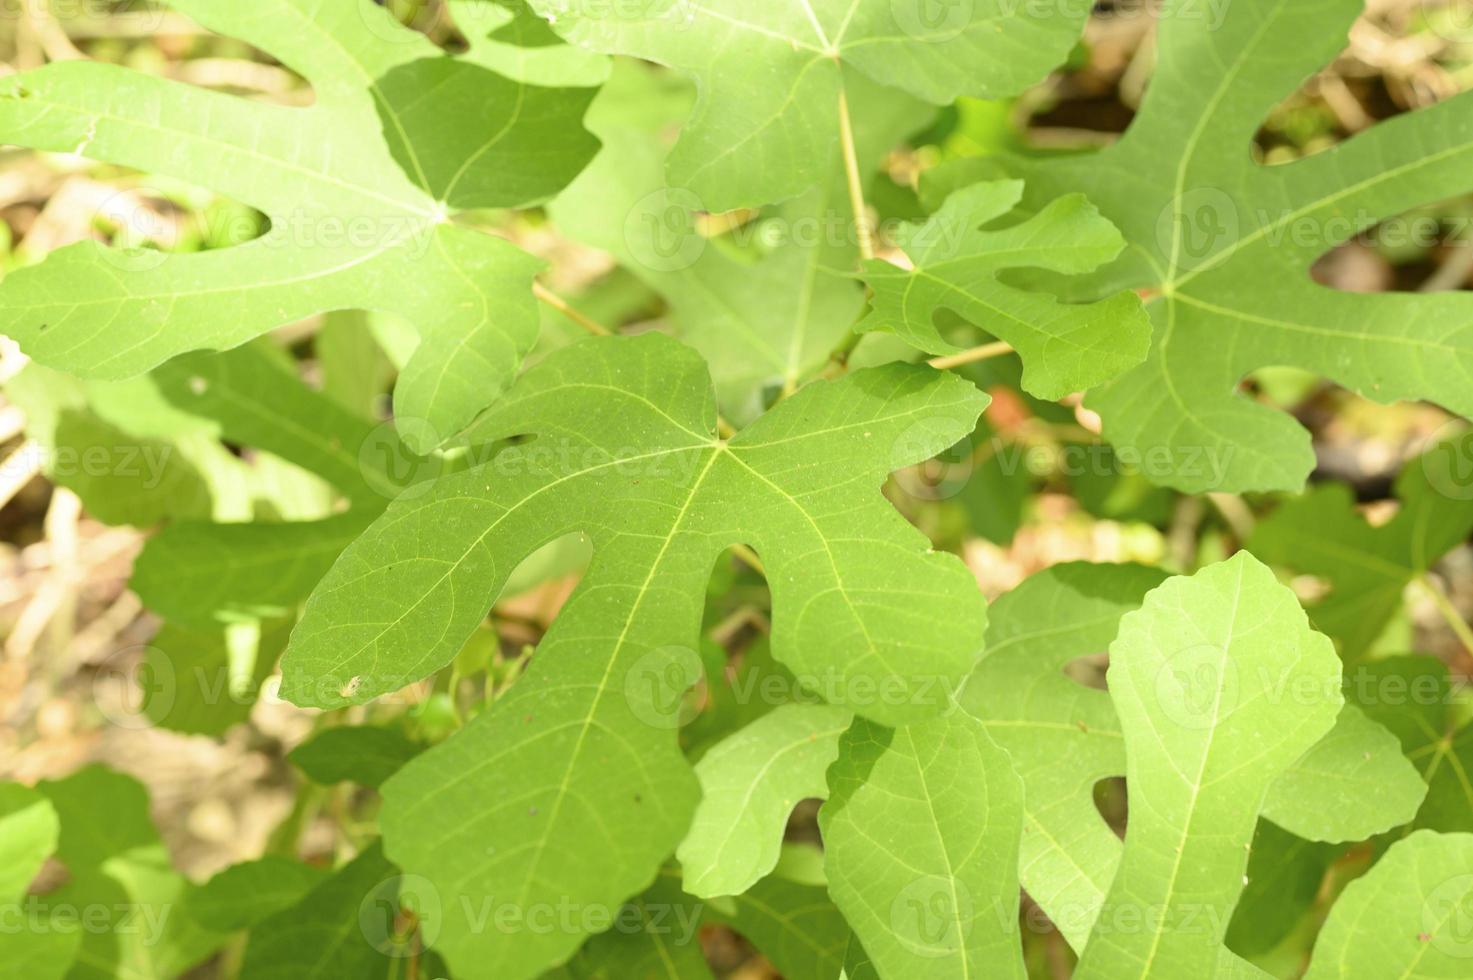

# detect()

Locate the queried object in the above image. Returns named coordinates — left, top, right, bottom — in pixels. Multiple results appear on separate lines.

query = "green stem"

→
left=1419, top=573, right=1473, bottom=659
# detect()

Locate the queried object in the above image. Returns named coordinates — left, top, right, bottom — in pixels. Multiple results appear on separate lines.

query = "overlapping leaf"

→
left=1251, top=429, right=1473, bottom=662
left=0, top=0, right=600, bottom=451
left=529, top=0, right=1092, bottom=209
left=238, top=842, right=403, bottom=978
left=555, top=857, right=849, bottom=980
left=550, top=63, right=928, bottom=421
left=678, top=702, right=852, bottom=899
left=280, top=332, right=989, bottom=978
left=125, top=340, right=405, bottom=629
left=27, top=767, right=228, bottom=980
left=1304, top=830, right=1473, bottom=977
left=959, top=558, right=1425, bottom=963
left=1069, top=554, right=1341, bottom=978
left=821, top=710, right=1027, bottom=978
left=937, top=0, right=1473, bottom=492
left=1353, top=655, right=1473, bottom=833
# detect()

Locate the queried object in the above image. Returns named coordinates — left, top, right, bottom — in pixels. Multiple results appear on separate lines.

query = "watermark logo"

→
left=892, top=0, right=975, bottom=42
left=1421, top=0, right=1473, bottom=41
left=1153, top=643, right=1237, bottom=730
left=1, top=0, right=169, bottom=31
left=1157, top=188, right=1240, bottom=271
left=625, top=189, right=707, bottom=273
left=92, top=644, right=173, bottom=731
left=358, top=0, right=449, bottom=43
left=358, top=418, right=443, bottom=500
left=891, top=419, right=974, bottom=501
left=1423, top=873, right=1473, bottom=958
left=360, top=875, right=442, bottom=958
left=540, top=0, right=697, bottom=28
left=1422, top=420, right=1473, bottom=501
left=624, top=645, right=705, bottom=729
left=93, top=190, right=177, bottom=273
left=890, top=876, right=973, bottom=957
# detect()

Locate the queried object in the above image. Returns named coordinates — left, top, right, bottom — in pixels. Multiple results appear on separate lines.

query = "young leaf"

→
left=528, top=0, right=1092, bottom=208
left=0, top=0, right=599, bottom=452
left=1304, top=830, right=1473, bottom=977
left=820, top=711, right=1027, bottom=979
left=677, top=702, right=852, bottom=899
left=1250, top=430, right=1473, bottom=662
left=1073, top=553, right=1342, bottom=979
left=281, top=333, right=988, bottom=978
left=942, top=0, right=1473, bottom=492
left=860, top=181, right=1151, bottom=398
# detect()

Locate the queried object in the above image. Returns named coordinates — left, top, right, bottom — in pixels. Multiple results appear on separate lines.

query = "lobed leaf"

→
left=935, top=0, right=1473, bottom=492
left=0, top=0, right=600, bottom=452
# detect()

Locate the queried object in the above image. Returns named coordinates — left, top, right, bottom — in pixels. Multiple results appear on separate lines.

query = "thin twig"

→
left=531, top=283, right=738, bottom=439
left=532, top=281, right=609, bottom=336
left=731, top=543, right=765, bottom=577
left=1419, top=573, right=1473, bottom=660
left=825, top=83, right=877, bottom=371
left=927, top=342, right=1016, bottom=372
left=837, top=85, right=875, bottom=263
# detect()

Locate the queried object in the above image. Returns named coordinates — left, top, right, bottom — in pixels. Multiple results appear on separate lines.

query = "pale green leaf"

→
left=1260, top=702, right=1427, bottom=844
left=37, top=767, right=227, bottom=980
left=677, top=702, right=852, bottom=899
left=1305, top=830, right=1473, bottom=978
left=1074, top=553, right=1342, bottom=980
left=820, top=710, right=1026, bottom=979
left=0, top=784, right=57, bottom=903
left=549, top=63, right=926, bottom=421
